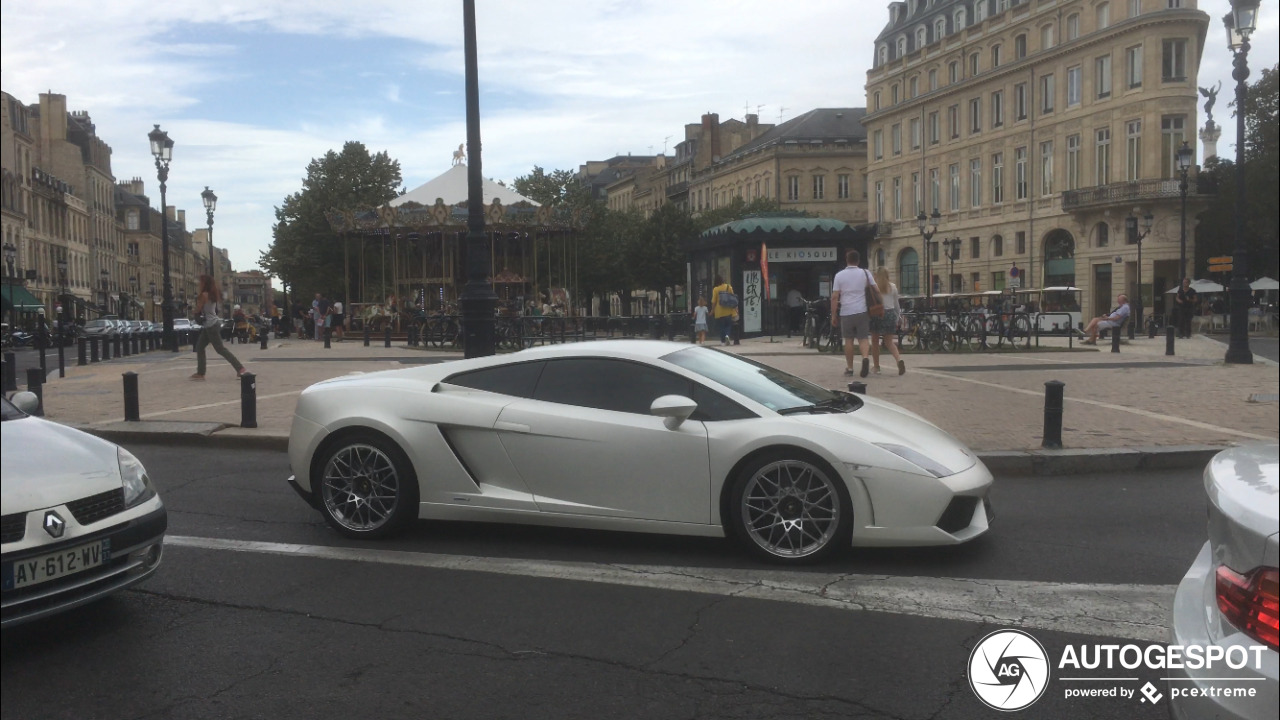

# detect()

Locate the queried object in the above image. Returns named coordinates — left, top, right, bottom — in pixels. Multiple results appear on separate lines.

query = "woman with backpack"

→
left=710, top=275, right=737, bottom=345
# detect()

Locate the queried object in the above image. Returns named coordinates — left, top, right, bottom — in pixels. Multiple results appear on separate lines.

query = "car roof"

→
left=508, top=339, right=691, bottom=362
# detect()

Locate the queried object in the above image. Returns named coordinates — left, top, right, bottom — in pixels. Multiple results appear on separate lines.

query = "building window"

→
left=912, top=171, right=923, bottom=213
left=1167, top=0, right=1183, bottom=6
left=948, top=105, right=960, bottom=139
left=838, top=174, right=850, bottom=199
left=1015, top=34, right=1027, bottom=59
left=975, top=1, right=987, bottom=23
left=893, top=176, right=903, bottom=218
left=949, top=61, right=960, bottom=84
left=787, top=176, right=800, bottom=201
left=935, top=17, right=946, bottom=41
left=874, top=130, right=883, bottom=159
left=892, top=84, right=900, bottom=104
left=930, top=168, right=941, bottom=211
left=1161, top=115, right=1187, bottom=177
left=813, top=174, right=825, bottom=200
left=1163, top=39, right=1187, bottom=80
left=992, top=90, right=1005, bottom=127
left=992, top=270, right=1006, bottom=290
left=1066, top=13, right=1080, bottom=40
left=897, top=36, right=907, bottom=58
left=1095, top=221, right=1110, bottom=247
left=992, top=152, right=1005, bottom=203
left=949, top=163, right=961, bottom=210
left=874, top=91, right=882, bottom=110
left=928, top=68, right=938, bottom=91
left=970, top=52, right=980, bottom=76
left=1096, top=128, right=1112, bottom=185
left=1066, top=134, right=1081, bottom=190
left=909, top=75, right=919, bottom=98
left=1126, top=45, right=1143, bottom=88
left=875, top=181, right=885, bottom=220
left=1067, top=65, right=1082, bottom=106
left=1016, top=231, right=1026, bottom=255
left=126, top=210, right=139, bottom=231
left=892, top=123, right=902, bottom=155
left=1126, top=120, right=1142, bottom=180
left=993, top=234, right=1004, bottom=257
left=1128, top=0, right=1141, bottom=17
left=928, top=111, right=940, bottom=144
left=955, top=7, right=966, bottom=29
left=1015, top=146, right=1028, bottom=200
left=991, top=44, right=1002, bottom=68
left=1041, top=24, right=1055, bottom=51
left=1015, top=83, right=1028, bottom=120
left=1041, top=140, right=1055, bottom=195
left=910, top=117, right=921, bottom=149
left=1096, top=54, right=1113, bottom=98
left=970, top=237, right=981, bottom=259
left=970, top=158, right=982, bottom=207
left=916, top=27, right=927, bottom=50
left=1097, top=2, right=1111, bottom=29
left=900, top=248, right=920, bottom=295
left=969, top=97, right=982, bottom=133
left=1040, top=74, right=1055, bottom=114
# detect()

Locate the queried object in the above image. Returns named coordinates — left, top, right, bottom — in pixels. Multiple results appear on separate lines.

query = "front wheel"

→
left=729, top=453, right=851, bottom=564
left=315, top=431, right=419, bottom=539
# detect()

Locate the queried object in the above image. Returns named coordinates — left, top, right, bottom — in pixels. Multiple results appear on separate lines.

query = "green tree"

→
left=512, top=166, right=590, bottom=208
left=260, top=141, right=402, bottom=298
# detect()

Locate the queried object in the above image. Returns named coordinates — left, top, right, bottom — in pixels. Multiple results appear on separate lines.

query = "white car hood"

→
left=794, top=396, right=977, bottom=476
left=1, top=417, right=122, bottom=515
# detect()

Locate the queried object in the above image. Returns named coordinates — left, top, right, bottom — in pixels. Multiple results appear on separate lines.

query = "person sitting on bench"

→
left=1081, top=294, right=1130, bottom=345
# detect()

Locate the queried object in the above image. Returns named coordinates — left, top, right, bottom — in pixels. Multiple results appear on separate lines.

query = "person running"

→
left=190, top=274, right=247, bottom=380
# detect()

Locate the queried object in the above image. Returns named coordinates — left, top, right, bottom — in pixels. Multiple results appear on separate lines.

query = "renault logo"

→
left=43, top=511, right=66, bottom=539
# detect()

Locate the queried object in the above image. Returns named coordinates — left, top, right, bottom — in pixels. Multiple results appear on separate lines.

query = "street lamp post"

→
left=459, top=0, right=497, bottom=357
left=4, top=241, right=16, bottom=335
left=201, top=186, right=217, bottom=276
left=100, top=268, right=109, bottom=315
left=149, top=281, right=156, bottom=323
left=942, top=237, right=962, bottom=292
left=1175, top=141, right=1194, bottom=283
left=1125, top=212, right=1154, bottom=338
left=1223, top=0, right=1257, bottom=364
left=129, top=276, right=139, bottom=322
left=916, top=209, right=942, bottom=303
left=56, top=256, right=69, bottom=336
left=148, top=124, right=176, bottom=352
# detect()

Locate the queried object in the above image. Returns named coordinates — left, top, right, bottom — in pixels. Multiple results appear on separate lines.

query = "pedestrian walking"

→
left=869, top=266, right=906, bottom=375
left=330, top=299, right=345, bottom=342
left=692, top=297, right=710, bottom=344
left=830, top=250, right=874, bottom=378
left=190, top=274, right=247, bottom=380
left=1174, top=277, right=1198, bottom=338
left=711, top=276, right=737, bottom=345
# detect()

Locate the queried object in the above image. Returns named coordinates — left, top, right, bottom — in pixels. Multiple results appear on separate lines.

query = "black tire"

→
left=314, top=431, right=419, bottom=539
left=727, top=451, right=852, bottom=564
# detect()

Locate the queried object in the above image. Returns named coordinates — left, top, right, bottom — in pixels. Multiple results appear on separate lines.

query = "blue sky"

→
left=2, top=0, right=1276, bottom=275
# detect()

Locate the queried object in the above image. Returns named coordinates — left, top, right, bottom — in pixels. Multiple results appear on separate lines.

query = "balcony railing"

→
left=1061, top=177, right=1213, bottom=210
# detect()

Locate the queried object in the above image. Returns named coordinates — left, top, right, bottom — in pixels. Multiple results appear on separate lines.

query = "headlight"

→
left=875, top=443, right=953, bottom=478
left=119, top=447, right=156, bottom=507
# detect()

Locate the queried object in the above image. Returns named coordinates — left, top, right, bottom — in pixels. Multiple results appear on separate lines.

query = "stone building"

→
left=864, top=0, right=1211, bottom=321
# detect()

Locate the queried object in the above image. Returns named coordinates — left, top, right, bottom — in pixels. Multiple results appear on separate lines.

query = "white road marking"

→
left=166, top=535, right=1176, bottom=642
left=91, top=390, right=303, bottom=424
left=912, top=369, right=1275, bottom=441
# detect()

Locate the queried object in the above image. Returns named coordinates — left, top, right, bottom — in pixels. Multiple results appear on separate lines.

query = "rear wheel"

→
left=316, top=431, right=419, bottom=539
left=729, top=453, right=851, bottom=564
left=1008, top=314, right=1033, bottom=349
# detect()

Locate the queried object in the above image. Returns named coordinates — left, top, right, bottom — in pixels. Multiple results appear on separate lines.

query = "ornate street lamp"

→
left=56, top=256, right=69, bottom=330
left=130, top=276, right=139, bottom=321
left=100, top=268, right=110, bottom=314
left=149, top=280, right=157, bottom=322
left=148, top=124, right=177, bottom=351
left=1222, top=0, right=1258, bottom=364
left=3, top=241, right=16, bottom=333
left=1175, top=141, right=1195, bottom=283
left=1125, top=212, right=1154, bottom=338
left=459, top=0, right=497, bottom=357
left=201, top=186, right=217, bottom=275
left=916, top=209, right=941, bottom=301
left=941, top=237, right=962, bottom=292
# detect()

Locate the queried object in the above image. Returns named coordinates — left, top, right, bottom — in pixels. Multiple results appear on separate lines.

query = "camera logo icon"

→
left=968, top=629, right=1051, bottom=711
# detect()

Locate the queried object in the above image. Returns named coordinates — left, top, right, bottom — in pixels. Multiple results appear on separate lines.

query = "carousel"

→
left=324, top=163, right=585, bottom=334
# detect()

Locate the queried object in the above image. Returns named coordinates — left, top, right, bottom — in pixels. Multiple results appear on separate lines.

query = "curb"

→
left=73, top=424, right=1226, bottom=476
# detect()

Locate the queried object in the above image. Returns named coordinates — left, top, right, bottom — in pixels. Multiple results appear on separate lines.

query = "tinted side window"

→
left=690, top=384, right=756, bottom=421
left=446, top=361, right=544, bottom=398
left=534, top=358, right=691, bottom=415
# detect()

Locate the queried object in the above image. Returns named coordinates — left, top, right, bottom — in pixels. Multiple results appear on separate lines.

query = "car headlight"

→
left=119, top=447, right=156, bottom=507
left=874, top=443, right=953, bottom=478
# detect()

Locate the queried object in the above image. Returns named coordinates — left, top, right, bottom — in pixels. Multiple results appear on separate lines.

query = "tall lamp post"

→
left=1125, top=212, right=1153, bottom=338
left=149, top=280, right=156, bottom=323
left=459, top=0, right=497, bottom=357
left=1175, top=141, right=1194, bottom=283
left=916, top=209, right=942, bottom=302
left=4, top=241, right=17, bottom=334
left=1223, top=0, right=1257, bottom=364
left=148, top=124, right=176, bottom=352
left=201, top=186, right=217, bottom=276
left=942, top=237, right=962, bottom=292
left=56, top=256, right=69, bottom=335
left=100, top=268, right=110, bottom=315
left=129, top=276, right=139, bottom=322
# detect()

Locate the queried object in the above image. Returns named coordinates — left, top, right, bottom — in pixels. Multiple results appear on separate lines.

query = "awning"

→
left=1, top=283, right=44, bottom=312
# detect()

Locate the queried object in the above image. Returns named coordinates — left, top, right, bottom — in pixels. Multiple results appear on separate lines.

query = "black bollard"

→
left=78, top=337, right=87, bottom=366
left=384, top=326, right=391, bottom=349
left=122, top=335, right=131, bottom=357
left=240, top=372, right=257, bottom=428
left=90, top=336, right=100, bottom=363
left=133, top=336, right=140, bottom=355
left=260, top=330, right=268, bottom=350
left=26, top=367, right=44, bottom=416
left=2, top=351, right=15, bottom=391
left=115, top=335, right=123, bottom=359
left=324, top=326, right=331, bottom=349
left=1043, top=380, right=1065, bottom=449
left=1166, top=326, right=1176, bottom=356
left=363, top=324, right=370, bottom=347
left=1148, top=318, right=1157, bottom=339
left=847, top=381, right=868, bottom=394
left=123, top=371, right=140, bottom=422
left=57, top=339, right=66, bottom=378
left=1110, top=326, right=1121, bottom=353
left=38, top=334, right=47, bottom=380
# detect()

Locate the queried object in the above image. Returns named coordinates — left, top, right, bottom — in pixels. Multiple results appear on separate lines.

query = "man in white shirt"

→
left=830, top=249, right=873, bottom=377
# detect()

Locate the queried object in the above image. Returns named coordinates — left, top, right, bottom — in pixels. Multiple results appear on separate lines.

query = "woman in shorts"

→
left=869, top=266, right=905, bottom=375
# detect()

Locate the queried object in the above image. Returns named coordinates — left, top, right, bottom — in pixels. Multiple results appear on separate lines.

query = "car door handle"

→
left=494, top=421, right=530, bottom=433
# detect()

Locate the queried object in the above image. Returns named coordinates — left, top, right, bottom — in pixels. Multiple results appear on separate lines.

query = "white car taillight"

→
left=1216, top=565, right=1280, bottom=652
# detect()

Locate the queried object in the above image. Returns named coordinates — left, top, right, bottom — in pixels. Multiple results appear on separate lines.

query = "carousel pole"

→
left=459, top=0, right=497, bottom=357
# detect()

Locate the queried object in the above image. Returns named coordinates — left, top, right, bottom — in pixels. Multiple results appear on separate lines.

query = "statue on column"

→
left=1198, top=81, right=1222, bottom=130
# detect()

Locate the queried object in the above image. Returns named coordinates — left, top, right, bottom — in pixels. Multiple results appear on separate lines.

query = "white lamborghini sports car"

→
left=287, top=341, right=992, bottom=563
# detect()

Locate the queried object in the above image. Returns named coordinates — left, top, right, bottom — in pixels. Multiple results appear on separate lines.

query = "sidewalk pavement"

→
left=20, top=330, right=1279, bottom=475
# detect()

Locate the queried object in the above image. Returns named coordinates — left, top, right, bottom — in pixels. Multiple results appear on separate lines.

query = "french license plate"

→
left=3, top=540, right=111, bottom=590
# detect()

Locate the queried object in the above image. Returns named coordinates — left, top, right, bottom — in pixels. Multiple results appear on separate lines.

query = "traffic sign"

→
left=1208, top=256, right=1233, bottom=265
left=1209, top=263, right=1233, bottom=272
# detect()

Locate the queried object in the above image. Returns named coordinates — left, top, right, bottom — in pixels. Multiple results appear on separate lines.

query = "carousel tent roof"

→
left=390, top=163, right=539, bottom=208
left=701, top=215, right=855, bottom=236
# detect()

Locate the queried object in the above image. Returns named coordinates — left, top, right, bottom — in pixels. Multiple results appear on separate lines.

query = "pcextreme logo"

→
left=968, top=629, right=1051, bottom=711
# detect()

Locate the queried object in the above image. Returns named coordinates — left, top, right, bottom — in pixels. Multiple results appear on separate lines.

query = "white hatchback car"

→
left=1168, top=444, right=1279, bottom=719
left=1, top=392, right=166, bottom=628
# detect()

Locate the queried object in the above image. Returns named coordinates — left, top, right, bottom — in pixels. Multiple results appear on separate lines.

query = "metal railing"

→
left=1061, top=177, right=1213, bottom=210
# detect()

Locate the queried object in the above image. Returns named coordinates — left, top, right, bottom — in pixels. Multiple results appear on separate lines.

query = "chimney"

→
left=166, top=206, right=176, bottom=222
left=177, top=209, right=186, bottom=226
left=39, top=93, right=68, bottom=142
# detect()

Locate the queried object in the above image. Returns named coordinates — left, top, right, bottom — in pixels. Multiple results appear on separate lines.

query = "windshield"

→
left=662, top=346, right=843, bottom=412
left=1, top=396, right=25, bottom=422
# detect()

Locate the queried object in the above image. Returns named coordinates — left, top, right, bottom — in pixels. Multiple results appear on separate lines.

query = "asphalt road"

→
left=2, top=445, right=1214, bottom=720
